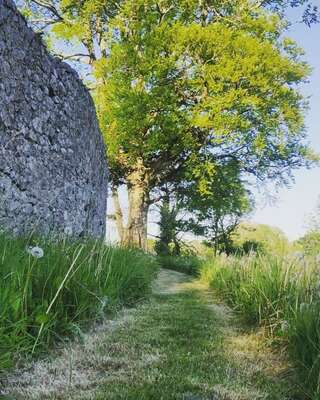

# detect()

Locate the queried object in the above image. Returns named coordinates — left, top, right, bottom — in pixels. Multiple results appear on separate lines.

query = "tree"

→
left=297, top=231, right=320, bottom=256
left=19, top=0, right=318, bottom=249
left=232, top=222, right=290, bottom=255
left=17, top=0, right=320, bottom=36
left=179, top=162, right=252, bottom=254
left=263, top=0, right=319, bottom=26
left=94, top=0, right=315, bottom=248
left=153, top=161, right=252, bottom=256
left=154, top=189, right=182, bottom=257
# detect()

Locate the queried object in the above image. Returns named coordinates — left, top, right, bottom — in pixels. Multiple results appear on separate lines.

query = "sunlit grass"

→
left=93, top=289, right=296, bottom=400
left=200, top=253, right=320, bottom=398
left=0, top=232, right=158, bottom=371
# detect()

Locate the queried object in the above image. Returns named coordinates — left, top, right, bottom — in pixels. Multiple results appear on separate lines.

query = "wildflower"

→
left=26, top=246, right=44, bottom=258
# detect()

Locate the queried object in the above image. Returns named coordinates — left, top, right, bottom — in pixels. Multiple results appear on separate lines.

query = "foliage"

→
left=264, top=0, right=319, bottom=26
left=157, top=254, right=201, bottom=276
left=297, top=230, right=320, bottom=255
left=154, top=192, right=182, bottom=257
left=241, top=239, right=266, bottom=254
left=182, top=163, right=252, bottom=253
left=200, top=253, right=320, bottom=398
left=96, top=1, right=314, bottom=185
left=94, top=0, right=315, bottom=247
left=18, top=0, right=317, bottom=249
left=0, top=232, right=157, bottom=372
left=231, top=222, right=290, bottom=255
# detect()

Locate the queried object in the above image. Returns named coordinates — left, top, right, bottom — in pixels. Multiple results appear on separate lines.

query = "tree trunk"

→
left=112, top=187, right=125, bottom=243
left=111, top=160, right=150, bottom=251
left=124, top=182, right=149, bottom=250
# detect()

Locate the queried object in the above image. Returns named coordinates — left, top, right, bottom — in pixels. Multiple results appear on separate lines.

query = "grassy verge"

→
left=200, top=254, right=320, bottom=399
left=0, top=232, right=157, bottom=372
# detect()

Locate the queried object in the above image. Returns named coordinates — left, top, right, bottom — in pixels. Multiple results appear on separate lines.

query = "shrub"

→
left=200, top=254, right=320, bottom=398
left=158, top=255, right=201, bottom=276
left=0, top=232, right=158, bottom=371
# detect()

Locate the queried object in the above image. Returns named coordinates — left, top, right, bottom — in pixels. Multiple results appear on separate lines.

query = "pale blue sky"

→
left=250, top=9, right=320, bottom=240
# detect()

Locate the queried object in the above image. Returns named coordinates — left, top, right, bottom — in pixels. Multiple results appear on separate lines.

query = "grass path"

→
left=1, top=269, right=299, bottom=400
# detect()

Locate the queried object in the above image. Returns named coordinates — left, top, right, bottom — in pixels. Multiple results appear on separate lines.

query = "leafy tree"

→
left=181, top=162, right=252, bottom=254
left=154, top=161, right=251, bottom=256
left=297, top=231, right=320, bottom=255
left=232, top=222, right=290, bottom=255
left=241, top=239, right=265, bottom=254
left=19, top=0, right=317, bottom=249
left=154, top=190, right=181, bottom=257
left=95, top=1, right=314, bottom=248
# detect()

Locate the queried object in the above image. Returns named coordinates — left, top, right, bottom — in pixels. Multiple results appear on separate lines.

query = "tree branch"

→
left=30, top=0, right=63, bottom=22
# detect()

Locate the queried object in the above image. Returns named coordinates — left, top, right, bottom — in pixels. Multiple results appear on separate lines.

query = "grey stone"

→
left=0, top=0, right=108, bottom=238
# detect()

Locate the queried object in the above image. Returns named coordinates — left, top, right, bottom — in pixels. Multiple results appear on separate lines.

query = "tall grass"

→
left=0, top=232, right=157, bottom=372
left=200, top=254, right=320, bottom=398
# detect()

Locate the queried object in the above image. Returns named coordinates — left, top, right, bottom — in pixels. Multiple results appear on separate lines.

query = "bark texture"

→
left=125, top=183, right=149, bottom=250
left=0, top=0, right=108, bottom=237
left=112, top=160, right=150, bottom=250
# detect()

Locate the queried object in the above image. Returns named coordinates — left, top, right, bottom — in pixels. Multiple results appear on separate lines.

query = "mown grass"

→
left=200, top=254, right=320, bottom=399
left=0, top=232, right=157, bottom=372
left=93, top=289, right=296, bottom=400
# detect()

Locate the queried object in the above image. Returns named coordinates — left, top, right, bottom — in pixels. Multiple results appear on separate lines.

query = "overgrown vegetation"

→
left=0, top=232, right=157, bottom=372
left=200, top=253, right=320, bottom=398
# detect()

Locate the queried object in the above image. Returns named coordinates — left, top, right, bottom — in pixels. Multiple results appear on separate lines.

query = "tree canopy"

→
left=96, top=0, right=314, bottom=186
left=232, top=222, right=290, bottom=254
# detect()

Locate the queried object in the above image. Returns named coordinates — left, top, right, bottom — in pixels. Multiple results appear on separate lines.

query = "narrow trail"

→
left=1, top=269, right=297, bottom=400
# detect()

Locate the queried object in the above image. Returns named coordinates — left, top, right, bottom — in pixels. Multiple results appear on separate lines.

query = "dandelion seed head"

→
left=26, top=246, right=44, bottom=259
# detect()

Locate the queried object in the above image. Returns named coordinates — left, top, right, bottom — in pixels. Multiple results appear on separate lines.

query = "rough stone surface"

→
left=0, top=0, right=108, bottom=237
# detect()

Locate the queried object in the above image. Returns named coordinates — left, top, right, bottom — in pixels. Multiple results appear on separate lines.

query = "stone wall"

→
left=0, top=0, right=108, bottom=237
